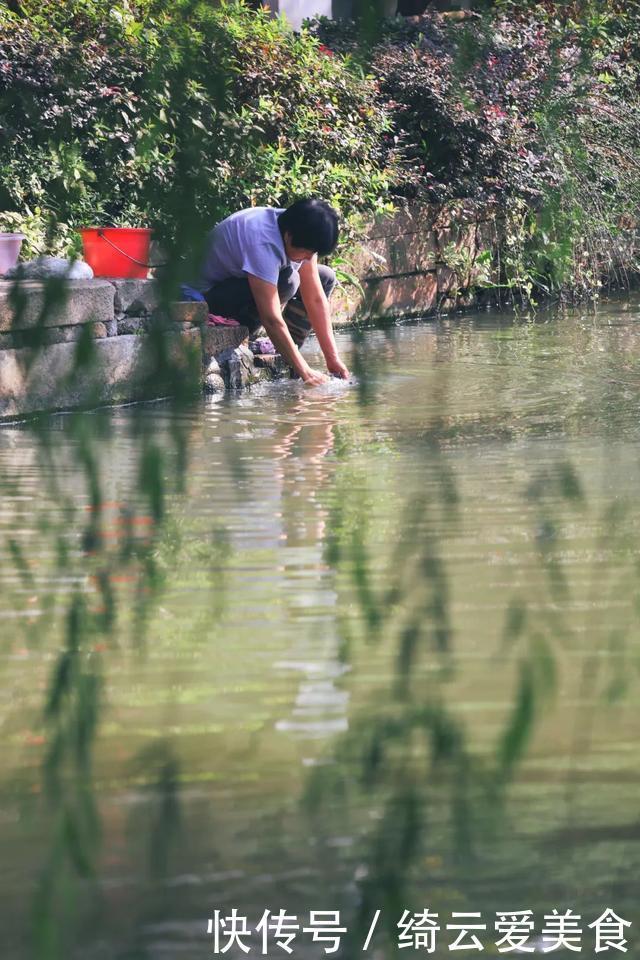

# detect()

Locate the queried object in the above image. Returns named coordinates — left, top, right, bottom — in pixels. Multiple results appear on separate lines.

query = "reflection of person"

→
left=196, top=199, right=350, bottom=386
left=272, top=395, right=338, bottom=547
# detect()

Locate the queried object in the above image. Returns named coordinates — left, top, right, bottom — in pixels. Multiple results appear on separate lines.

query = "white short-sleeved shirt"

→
left=197, top=206, right=299, bottom=290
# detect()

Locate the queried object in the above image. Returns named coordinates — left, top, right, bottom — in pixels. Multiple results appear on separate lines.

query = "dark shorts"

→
left=204, top=264, right=336, bottom=347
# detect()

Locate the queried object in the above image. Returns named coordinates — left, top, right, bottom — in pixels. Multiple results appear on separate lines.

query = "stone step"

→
left=201, top=324, right=249, bottom=362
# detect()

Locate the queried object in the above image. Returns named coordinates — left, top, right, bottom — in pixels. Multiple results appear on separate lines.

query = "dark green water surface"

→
left=2, top=296, right=640, bottom=959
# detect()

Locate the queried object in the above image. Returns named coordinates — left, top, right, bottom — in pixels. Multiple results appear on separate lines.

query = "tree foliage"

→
left=0, top=0, right=395, bottom=256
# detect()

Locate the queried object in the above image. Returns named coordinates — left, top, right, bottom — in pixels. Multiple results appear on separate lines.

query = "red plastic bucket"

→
left=80, top=227, right=152, bottom=279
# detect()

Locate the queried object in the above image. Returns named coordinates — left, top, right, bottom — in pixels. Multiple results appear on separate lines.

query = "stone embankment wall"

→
left=0, top=201, right=507, bottom=421
left=332, top=200, right=504, bottom=322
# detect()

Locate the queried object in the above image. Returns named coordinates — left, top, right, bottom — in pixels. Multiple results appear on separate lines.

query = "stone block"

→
left=432, top=200, right=484, bottom=230
left=170, top=301, right=208, bottom=326
left=0, top=279, right=115, bottom=332
left=170, top=328, right=202, bottom=384
left=217, top=344, right=259, bottom=390
left=35, top=327, right=78, bottom=345
left=437, top=223, right=477, bottom=259
left=366, top=211, right=399, bottom=241
left=364, top=272, right=438, bottom=318
left=0, top=332, right=19, bottom=350
left=0, top=337, right=141, bottom=420
left=0, top=328, right=202, bottom=421
left=108, top=278, right=159, bottom=316
left=201, top=324, right=249, bottom=363
left=348, top=230, right=438, bottom=281
left=476, top=218, right=507, bottom=249
left=389, top=233, right=439, bottom=274
left=117, top=316, right=147, bottom=336
left=204, top=356, right=221, bottom=377
left=23, top=323, right=108, bottom=345
left=0, top=326, right=92, bottom=349
left=105, top=319, right=118, bottom=337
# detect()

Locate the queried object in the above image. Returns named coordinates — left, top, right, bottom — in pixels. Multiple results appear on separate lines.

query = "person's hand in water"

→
left=302, top=365, right=330, bottom=386
left=326, top=356, right=350, bottom=380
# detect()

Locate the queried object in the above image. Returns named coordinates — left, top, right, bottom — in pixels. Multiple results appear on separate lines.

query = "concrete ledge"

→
left=0, top=280, right=115, bottom=332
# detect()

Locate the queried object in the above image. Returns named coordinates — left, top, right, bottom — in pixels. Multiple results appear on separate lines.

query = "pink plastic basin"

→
left=0, top=233, right=25, bottom=276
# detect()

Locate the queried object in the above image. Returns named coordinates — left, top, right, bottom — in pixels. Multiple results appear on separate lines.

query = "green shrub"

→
left=312, top=4, right=640, bottom=300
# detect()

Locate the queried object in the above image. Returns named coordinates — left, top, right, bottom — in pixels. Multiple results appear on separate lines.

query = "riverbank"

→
left=3, top=195, right=640, bottom=420
left=0, top=199, right=503, bottom=420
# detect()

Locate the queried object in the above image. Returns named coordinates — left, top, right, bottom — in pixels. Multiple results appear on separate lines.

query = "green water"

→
left=2, top=296, right=640, bottom=958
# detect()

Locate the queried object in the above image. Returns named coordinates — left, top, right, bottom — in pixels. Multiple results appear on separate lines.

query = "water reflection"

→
left=2, top=296, right=640, bottom=957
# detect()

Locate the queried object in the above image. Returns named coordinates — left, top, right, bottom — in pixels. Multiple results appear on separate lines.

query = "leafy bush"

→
left=312, top=3, right=640, bottom=299
left=0, top=0, right=395, bottom=257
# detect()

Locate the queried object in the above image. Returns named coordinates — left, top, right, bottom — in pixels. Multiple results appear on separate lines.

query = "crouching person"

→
left=197, top=199, right=349, bottom=385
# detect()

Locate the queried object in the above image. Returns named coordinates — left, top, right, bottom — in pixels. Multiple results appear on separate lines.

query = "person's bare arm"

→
left=247, top=274, right=328, bottom=386
left=298, top=257, right=349, bottom=379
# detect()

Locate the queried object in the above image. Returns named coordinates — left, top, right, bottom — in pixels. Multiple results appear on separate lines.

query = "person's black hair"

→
left=278, top=199, right=339, bottom=256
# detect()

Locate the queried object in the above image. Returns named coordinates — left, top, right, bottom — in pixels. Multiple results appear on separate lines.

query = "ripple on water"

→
left=3, top=299, right=640, bottom=957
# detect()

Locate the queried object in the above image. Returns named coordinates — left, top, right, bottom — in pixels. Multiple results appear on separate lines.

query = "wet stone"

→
left=253, top=354, right=288, bottom=378
left=204, top=372, right=225, bottom=394
left=217, top=344, right=258, bottom=390
left=204, top=356, right=221, bottom=377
